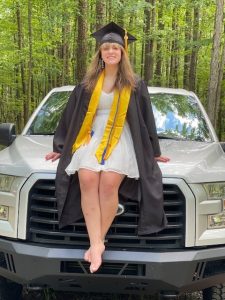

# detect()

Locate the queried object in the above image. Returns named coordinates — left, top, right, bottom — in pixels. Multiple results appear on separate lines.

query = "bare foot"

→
left=84, top=238, right=106, bottom=263
left=84, top=248, right=91, bottom=263
left=89, top=243, right=105, bottom=273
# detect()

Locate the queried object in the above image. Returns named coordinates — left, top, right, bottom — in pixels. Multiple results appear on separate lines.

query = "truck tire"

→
left=0, top=277, right=22, bottom=300
left=203, top=284, right=225, bottom=300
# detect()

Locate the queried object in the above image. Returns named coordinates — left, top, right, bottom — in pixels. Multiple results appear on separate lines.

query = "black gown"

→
left=53, top=79, right=167, bottom=235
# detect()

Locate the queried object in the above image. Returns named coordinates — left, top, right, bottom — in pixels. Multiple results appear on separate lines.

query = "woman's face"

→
left=100, top=42, right=122, bottom=66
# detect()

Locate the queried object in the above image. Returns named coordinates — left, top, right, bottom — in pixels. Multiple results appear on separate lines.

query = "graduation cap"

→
left=91, top=22, right=136, bottom=52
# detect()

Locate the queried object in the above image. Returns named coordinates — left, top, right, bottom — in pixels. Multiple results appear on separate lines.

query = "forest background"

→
left=0, top=0, right=225, bottom=141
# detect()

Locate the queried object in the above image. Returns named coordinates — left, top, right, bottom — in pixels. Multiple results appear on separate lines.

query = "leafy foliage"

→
left=0, top=0, right=224, bottom=139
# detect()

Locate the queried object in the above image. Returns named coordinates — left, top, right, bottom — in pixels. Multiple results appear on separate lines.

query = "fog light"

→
left=208, top=212, right=225, bottom=229
left=0, top=175, right=15, bottom=192
left=0, top=206, right=9, bottom=221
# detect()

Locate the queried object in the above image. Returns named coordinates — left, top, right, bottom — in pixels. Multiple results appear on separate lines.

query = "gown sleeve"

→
left=139, top=80, right=161, bottom=157
left=53, top=86, right=78, bottom=153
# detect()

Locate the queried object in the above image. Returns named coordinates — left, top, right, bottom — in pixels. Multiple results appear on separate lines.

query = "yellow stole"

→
left=72, top=71, right=131, bottom=164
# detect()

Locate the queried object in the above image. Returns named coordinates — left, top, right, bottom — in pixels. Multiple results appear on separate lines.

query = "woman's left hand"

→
left=155, top=156, right=170, bottom=163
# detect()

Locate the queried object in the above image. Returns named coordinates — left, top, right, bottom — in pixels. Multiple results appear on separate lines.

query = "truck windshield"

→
left=151, top=93, right=212, bottom=142
left=27, top=91, right=212, bottom=142
left=27, top=91, right=71, bottom=135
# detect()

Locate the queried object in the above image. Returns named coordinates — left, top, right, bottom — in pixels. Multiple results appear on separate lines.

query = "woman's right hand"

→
left=45, top=152, right=61, bottom=162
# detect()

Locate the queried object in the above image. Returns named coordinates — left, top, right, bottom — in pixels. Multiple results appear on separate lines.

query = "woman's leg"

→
left=99, top=171, right=125, bottom=239
left=78, top=169, right=105, bottom=273
left=83, top=171, right=125, bottom=269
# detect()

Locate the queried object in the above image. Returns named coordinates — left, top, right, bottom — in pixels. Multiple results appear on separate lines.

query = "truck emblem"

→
left=116, top=203, right=125, bottom=216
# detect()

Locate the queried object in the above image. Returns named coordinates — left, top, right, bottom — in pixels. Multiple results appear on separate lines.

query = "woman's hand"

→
left=155, top=156, right=170, bottom=163
left=45, top=152, right=61, bottom=162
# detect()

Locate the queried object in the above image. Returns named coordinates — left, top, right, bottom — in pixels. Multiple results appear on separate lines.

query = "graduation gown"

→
left=53, top=79, right=167, bottom=235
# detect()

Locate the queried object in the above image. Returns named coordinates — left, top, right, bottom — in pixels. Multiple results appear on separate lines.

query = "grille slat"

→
left=165, top=212, right=184, bottom=217
left=28, top=180, right=185, bottom=249
left=31, top=205, right=57, bottom=213
left=30, top=217, right=183, bottom=229
left=30, top=228, right=88, bottom=238
left=163, top=190, right=179, bottom=195
left=164, top=200, right=183, bottom=206
left=34, top=184, right=55, bottom=191
left=30, top=217, right=58, bottom=224
left=31, top=194, right=56, bottom=202
left=30, top=228, right=182, bottom=241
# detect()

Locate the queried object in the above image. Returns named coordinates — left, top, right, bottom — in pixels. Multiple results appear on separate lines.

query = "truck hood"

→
left=159, top=139, right=225, bottom=183
left=0, top=135, right=57, bottom=177
left=0, top=135, right=224, bottom=183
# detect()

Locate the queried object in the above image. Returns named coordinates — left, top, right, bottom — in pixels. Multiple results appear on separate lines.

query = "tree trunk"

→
left=217, top=93, right=225, bottom=140
left=129, top=15, right=136, bottom=69
left=95, top=0, right=105, bottom=51
left=183, top=3, right=192, bottom=89
left=144, top=0, right=155, bottom=84
left=189, top=5, right=200, bottom=92
left=215, top=29, right=225, bottom=131
left=106, top=0, right=112, bottom=21
left=96, top=0, right=105, bottom=30
left=62, top=9, right=70, bottom=85
left=13, top=33, right=22, bottom=132
left=207, top=0, right=224, bottom=127
left=76, top=0, right=88, bottom=83
left=169, top=8, right=179, bottom=87
left=155, top=1, right=164, bottom=86
left=141, top=39, right=145, bottom=78
left=150, top=0, right=155, bottom=83
left=15, top=1, right=26, bottom=127
left=117, top=0, right=124, bottom=27
left=26, top=0, right=33, bottom=124
left=72, top=3, right=78, bottom=83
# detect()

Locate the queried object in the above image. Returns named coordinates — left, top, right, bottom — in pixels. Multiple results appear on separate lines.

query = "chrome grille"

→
left=28, top=180, right=185, bottom=249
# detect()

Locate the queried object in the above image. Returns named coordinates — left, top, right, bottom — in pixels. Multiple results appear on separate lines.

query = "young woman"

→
left=45, top=22, right=169, bottom=274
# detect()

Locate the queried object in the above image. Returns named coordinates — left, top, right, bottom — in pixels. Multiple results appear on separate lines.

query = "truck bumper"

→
left=0, top=238, right=225, bottom=294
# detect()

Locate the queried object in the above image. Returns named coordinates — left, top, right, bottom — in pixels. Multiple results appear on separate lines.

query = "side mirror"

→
left=220, top=142, right=225, bottom=153
left=0, top=123, right=16, bottom=146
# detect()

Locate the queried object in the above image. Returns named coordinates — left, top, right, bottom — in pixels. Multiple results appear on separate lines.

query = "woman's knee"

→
left=100, top=172, right=124, bottom=197
left=78, top=169, right=99, bottom=191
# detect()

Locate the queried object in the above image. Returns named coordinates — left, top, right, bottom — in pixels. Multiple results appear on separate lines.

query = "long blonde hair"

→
left=83, top=43, right=137, bottom=92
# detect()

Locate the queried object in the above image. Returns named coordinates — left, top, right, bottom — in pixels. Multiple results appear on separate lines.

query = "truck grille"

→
left=27, top=180, right=185, bottom=250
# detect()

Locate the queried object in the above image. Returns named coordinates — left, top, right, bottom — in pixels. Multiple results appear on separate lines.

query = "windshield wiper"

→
left=26, top=132, right=55, bottom=135
left=157, top=134, right=186, bottom=141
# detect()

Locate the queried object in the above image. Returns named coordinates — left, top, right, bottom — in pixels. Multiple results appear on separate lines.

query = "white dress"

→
left=65, top=91, right=139, bottom=179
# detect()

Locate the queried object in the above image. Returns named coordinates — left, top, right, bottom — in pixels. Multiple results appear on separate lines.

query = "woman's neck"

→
left=102, top=65, right=118, bottom=93
left=104, top=64, right=118, bottom=78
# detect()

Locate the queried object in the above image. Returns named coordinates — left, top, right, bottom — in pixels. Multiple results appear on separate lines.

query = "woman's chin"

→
left=105, top=61, right=120, bottom=66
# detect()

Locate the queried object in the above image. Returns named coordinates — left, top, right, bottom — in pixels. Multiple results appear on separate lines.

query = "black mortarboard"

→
left=91, top=22, right=136, bottom=51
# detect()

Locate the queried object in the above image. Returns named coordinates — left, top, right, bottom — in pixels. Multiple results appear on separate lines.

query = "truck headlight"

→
left=203, top=182, right=225, bottom=200
left=0, top=206, right=9, bottom=221
left=204, top=182, right=225, bottom=228
left=0, top=174, right=15, bottom=192
left=208, top=213, right=225, bottom=229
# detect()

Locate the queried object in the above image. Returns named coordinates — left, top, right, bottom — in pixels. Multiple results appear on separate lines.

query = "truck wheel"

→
left=203, top=284, right=225, bottom=300
left=0, top=277, right=23, bottom=300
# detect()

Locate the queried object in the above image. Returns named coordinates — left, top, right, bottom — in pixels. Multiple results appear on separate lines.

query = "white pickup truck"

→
left=0, top=86, right=225, bottom=300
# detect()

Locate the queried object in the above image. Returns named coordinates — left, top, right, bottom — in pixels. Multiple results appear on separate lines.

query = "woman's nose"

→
left=108, top=47, right=114, bottom=53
